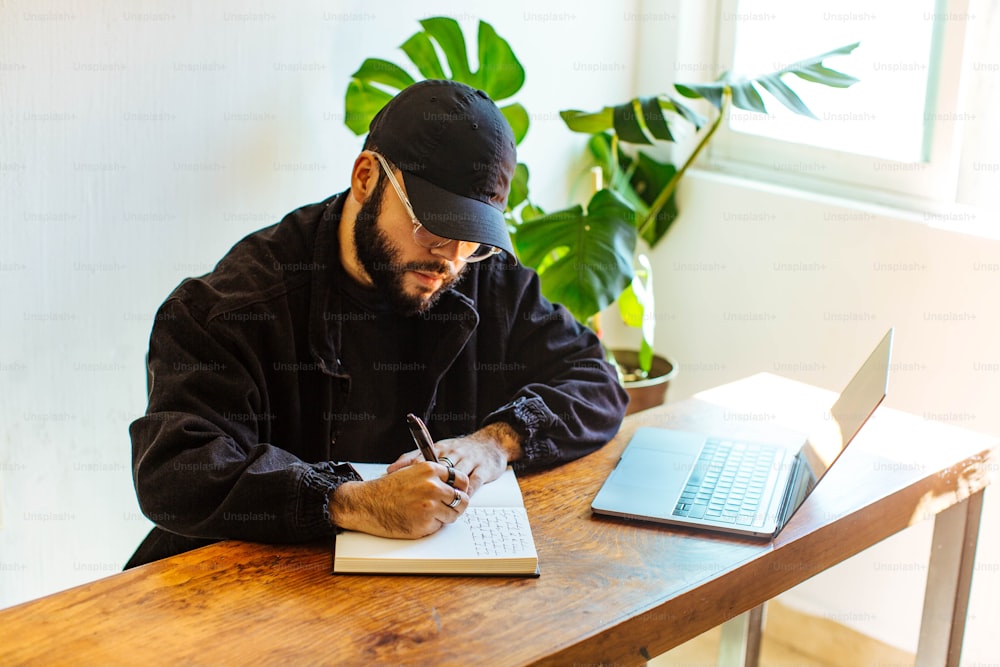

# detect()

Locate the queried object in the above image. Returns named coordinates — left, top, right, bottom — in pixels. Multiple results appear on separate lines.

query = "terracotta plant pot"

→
left=611, top=349, right=677, bottom=416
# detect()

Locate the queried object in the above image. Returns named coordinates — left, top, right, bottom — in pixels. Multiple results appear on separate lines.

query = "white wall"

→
left=0, top=0, right=638, bottom=606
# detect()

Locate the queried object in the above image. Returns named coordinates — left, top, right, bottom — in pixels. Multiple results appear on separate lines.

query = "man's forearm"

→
left=327, top=480, right=368, bottom=532
left=470, top=421, right=523, bottom=463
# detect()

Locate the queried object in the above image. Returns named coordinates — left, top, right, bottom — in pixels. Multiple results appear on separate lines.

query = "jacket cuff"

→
left=482, top=396, right=556, bottom=468
left=297, top=462, right=362, bottom=536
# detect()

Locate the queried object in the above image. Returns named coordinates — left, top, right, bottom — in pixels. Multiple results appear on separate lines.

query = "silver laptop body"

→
left=591, top=328, right=893, bottom=538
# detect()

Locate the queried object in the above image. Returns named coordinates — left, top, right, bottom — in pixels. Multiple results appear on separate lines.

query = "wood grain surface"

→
left=1, top=374, right=995, bottom=666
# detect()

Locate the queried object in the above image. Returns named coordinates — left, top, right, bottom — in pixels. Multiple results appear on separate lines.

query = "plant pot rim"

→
left=611, top=348, right=678, bottom=388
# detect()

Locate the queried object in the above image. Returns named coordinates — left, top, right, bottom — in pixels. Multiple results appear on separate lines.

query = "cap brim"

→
left=400, top=172, right=518, bottom=264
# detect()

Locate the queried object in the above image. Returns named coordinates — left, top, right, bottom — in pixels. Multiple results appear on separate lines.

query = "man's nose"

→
left=430, top=240, right=465, bottom=265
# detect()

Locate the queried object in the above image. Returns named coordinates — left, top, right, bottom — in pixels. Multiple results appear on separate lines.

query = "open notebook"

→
left=332, top=464, right=539, bottom=576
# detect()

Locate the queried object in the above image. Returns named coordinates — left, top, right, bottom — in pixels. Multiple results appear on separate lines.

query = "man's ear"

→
left=349, top=151, right=379, bottom=205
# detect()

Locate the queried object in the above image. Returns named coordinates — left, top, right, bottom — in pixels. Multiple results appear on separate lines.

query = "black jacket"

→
left=127, top=192, right=628, bottom=566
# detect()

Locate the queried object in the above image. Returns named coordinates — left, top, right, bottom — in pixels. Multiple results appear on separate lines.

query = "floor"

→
left=648, top=600, right=916, bottom=667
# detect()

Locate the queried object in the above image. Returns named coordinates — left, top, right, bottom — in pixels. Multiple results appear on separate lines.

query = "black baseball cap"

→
left=362, top=79, right=518, bottom=262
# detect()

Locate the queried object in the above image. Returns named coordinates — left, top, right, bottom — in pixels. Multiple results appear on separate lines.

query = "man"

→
left=126, top=79, right=628, bottom=568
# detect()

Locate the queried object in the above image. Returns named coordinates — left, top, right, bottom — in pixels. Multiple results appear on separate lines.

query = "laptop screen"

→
left=799, top=328, right=893, bottom=484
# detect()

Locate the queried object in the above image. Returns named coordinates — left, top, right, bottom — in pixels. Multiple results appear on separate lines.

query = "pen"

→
left=406, top=413, right=438, bottom=463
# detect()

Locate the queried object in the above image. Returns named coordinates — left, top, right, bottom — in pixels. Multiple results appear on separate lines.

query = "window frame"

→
left=702, top=0, right=979, bottom=212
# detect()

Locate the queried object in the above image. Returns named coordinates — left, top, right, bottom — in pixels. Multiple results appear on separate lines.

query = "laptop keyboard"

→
left=672, top=439, right=778, bottom=527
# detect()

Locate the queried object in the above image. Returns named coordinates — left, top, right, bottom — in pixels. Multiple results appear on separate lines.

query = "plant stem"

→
left=637, top=92, right=731, bottom=239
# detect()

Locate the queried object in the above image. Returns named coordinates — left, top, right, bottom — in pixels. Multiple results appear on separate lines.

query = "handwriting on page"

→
left=464, top=508, right=532, bottom=557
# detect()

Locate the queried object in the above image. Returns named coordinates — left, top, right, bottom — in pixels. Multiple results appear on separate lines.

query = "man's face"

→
left=353, top=174, right=465, bottom=317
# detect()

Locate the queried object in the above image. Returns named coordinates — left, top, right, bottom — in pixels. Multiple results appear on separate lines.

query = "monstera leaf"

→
left=561, top=94, right=707, bottom=144
left=675, top=42, right=861, bottom=115
left=513, top=189, right=636, bottom=324
left=344, top=17, right=529, bottom=144
left=564, top=43, right=859, bottom=146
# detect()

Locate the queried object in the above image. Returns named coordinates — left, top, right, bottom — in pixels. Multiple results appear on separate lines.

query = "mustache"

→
left=401, top=260, right=457, bottom=280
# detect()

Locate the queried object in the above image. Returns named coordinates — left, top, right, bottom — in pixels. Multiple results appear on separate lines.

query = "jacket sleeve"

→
left=130, top=296, right=349, bottom=543
left=481, top=269, right=630, bottom=472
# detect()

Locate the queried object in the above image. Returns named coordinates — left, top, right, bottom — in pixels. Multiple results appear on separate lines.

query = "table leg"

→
left=717, top=603, right=765, bottom=667
left=915, top=490, right=984, bottom=667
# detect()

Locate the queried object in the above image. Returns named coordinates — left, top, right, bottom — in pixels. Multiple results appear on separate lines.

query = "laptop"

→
left=591, top=328, right=894, bottom=538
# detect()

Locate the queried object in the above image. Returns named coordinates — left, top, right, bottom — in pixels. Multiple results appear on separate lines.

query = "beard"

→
left=353, top=187, right=463, bottom=317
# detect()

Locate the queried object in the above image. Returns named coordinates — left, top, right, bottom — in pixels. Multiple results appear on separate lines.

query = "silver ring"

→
left=440, top=456, right=455, bottom=469
left=446, top=466, right=456, bottom=487
left=447, top=492, right=461, bottom=508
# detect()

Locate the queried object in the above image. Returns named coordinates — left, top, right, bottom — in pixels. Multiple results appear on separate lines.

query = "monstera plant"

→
left=514, top=42, right=860, bottom=377
left=342, top=17, right=859, bottom=383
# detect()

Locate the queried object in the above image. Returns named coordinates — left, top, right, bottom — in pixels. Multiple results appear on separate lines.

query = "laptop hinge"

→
left=776, top=455, right=817, bottom=530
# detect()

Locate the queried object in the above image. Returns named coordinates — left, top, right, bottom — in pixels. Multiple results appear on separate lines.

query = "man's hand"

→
left=388, top=422, right=523, bottom=495
left=328, top=461, right=470, bottom=539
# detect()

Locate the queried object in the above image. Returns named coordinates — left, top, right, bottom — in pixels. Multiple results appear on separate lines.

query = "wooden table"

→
left=1, top=374, right=996, bottom=666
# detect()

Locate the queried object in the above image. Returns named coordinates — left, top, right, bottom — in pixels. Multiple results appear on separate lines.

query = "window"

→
left=707, top=0, right=981, bottom=210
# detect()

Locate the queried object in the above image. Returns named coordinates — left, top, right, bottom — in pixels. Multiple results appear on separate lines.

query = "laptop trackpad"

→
left=617, top=447, right=697, bottom=490
left=592, top=446, right=698, bottom=519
